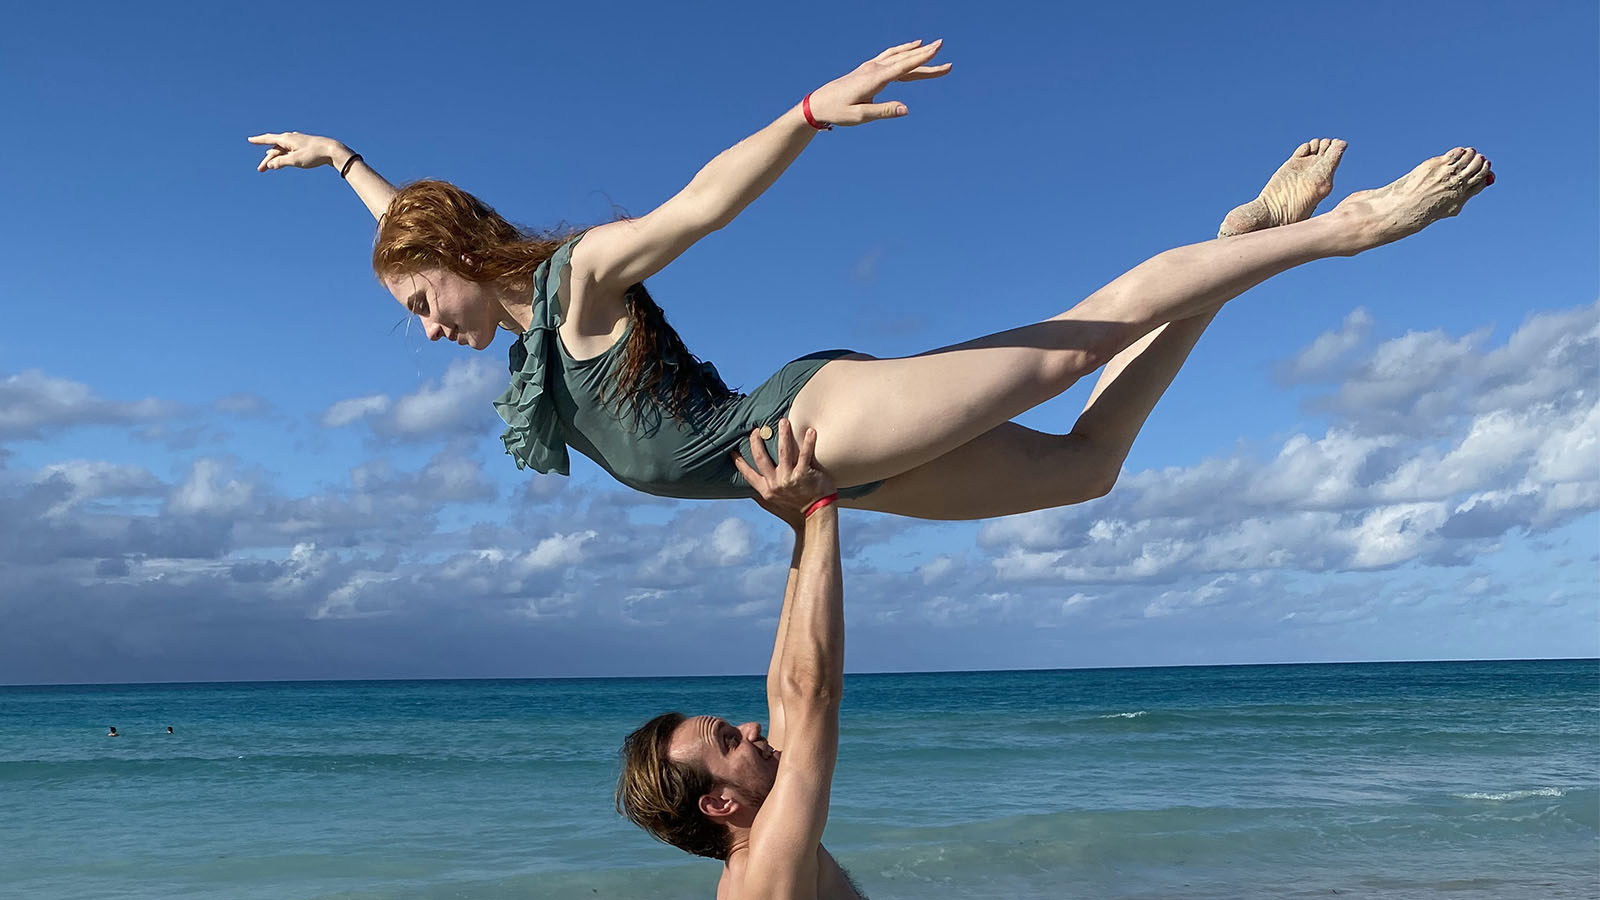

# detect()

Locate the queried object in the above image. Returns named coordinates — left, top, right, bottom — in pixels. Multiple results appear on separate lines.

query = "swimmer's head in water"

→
left=617, top=711, right=777, bottom=860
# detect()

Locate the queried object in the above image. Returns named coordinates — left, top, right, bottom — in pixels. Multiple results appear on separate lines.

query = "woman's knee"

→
left=1037, top=343, right=1115, bottom=389
left=1037, top=322, right=1136, bottom=385
left=1078, top=462, right=1120, bottom=501
left=1055, top=434, right=1123, bottom=503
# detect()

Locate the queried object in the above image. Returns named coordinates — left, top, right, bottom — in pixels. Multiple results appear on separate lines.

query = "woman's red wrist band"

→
left=804, top=493, right=839, bottom=518
left=802, top=93, right=832, bottom=131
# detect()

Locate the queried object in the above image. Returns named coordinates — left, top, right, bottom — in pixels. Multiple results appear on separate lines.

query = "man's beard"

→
left=728, top=771, right=775, bottom=810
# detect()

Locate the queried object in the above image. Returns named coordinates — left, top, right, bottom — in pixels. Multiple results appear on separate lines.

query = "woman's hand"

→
left=805, top=39, right=951, bottom=128
left=247, top=131, right=352, bottom=172
left=732, top=419, right=836, bottom=529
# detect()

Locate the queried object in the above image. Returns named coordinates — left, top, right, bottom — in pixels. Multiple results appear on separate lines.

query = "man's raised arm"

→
left=764, top=527, right=805, bottom=751
left=730, top=421, right=843, bottom=899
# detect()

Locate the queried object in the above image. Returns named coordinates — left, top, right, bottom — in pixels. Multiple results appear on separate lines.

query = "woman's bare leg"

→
left=800, top=146, right=1491, bottom=493
left=845, top=139, right=1347, bottom=518
left=1065, top=140, right=1350, bottom=482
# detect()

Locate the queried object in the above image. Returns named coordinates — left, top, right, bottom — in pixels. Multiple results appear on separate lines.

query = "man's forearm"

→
left=764, top=526, right=805, bottom=745
left=766, top=528, right=805, bottom=701
left=679, top=105, right=817, bottom=230
left=777, top=506, right=843, bottom=701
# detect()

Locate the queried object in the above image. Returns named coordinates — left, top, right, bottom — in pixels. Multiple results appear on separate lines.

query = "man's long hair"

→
left=616, top=712, right=730, bottom=860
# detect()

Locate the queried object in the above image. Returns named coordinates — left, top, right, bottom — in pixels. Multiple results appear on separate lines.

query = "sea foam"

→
left=1454, top=787, right=1567, bottom=801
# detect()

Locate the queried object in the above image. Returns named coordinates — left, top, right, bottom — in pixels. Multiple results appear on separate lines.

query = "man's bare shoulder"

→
left=716, top=846, right=867, bottom=900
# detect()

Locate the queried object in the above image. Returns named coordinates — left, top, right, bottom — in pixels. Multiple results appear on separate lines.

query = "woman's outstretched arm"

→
left=575, top=40, right=950, bottom=293
left=248, top=132, right=397, bottom=221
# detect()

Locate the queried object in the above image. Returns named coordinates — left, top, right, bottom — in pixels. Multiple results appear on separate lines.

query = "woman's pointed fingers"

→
left=898, top=62, right=953, bottom=82
left=872, top=39, right=923, bottom=62
left=857, top=100, right=909, bottom=121
left=883, top=39, right=942, bottom=73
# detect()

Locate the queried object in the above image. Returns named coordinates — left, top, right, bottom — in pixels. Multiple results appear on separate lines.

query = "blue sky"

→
left=1, top=1, right=1595, bottom=683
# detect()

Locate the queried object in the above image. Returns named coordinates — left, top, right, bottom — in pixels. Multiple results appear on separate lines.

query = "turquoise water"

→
left=2, top=660, right=1595, bottom=899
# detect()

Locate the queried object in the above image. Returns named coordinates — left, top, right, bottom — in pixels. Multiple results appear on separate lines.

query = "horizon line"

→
left=4, top=655, right=1594, bottom=689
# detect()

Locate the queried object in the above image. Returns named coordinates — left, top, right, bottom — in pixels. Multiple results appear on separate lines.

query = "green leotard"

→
left=494, top=234, right=882, bottom=501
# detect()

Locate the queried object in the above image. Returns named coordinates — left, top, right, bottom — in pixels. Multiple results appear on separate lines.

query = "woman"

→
left=250, top=40, right=1491, bottom=520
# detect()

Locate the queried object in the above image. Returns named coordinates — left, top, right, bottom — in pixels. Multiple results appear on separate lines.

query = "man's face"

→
left=667, top=715, right=780, bottom=810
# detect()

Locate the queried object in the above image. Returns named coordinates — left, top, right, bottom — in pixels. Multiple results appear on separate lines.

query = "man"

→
left=618, top=420, right=864, bottom=899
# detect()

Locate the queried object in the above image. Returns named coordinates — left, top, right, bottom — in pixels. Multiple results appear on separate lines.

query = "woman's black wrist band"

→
left=339, top=153, right=363, bottom=179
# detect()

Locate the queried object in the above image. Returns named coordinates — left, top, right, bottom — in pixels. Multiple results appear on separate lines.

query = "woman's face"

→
left=383, top=268, right=505, bottom=350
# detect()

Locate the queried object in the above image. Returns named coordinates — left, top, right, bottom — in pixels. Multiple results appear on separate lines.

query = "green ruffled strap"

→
left=492, top=234, right=585, bottom=475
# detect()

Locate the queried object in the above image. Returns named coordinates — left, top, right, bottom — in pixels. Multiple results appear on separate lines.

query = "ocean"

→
left=1, top=660, right=1595, bottom=899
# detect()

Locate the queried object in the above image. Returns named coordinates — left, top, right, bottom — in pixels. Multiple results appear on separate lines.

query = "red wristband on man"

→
left=804, top=493, right=839, bottom=518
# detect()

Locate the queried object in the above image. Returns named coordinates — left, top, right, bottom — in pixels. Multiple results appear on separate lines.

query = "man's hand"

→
left=732, top=419, right=835, bottom=530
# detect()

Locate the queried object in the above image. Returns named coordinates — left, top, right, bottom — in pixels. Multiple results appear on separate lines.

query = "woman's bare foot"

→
left=1332, top=147, right=1494, bottom=250
left=1218, top=138, right=1348, bottom=237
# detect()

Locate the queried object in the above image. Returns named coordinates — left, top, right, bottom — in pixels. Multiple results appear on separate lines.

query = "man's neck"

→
left=723, top=825, right=753, bottom=861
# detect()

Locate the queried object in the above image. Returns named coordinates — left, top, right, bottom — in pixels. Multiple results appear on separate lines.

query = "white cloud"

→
left=737, top=561, right=790, bottom=601
left=919, top=555, right=956, bottom=585
left=168, top=458, right=255, bottom=517
left=1247, top=430, right=1398, bottom=509
left=512, top=592, right=579, bottom=620
left=990, top=548, right=1069, bottom=581
left=312, top=572, right=397, bottom=620
left=417, top=450, right=495, bottom=504
left=0, top=369, right=173, bottom=438
left=1316, top=332, right=1485, bottom=436
left=318, top=358, right=503, bottom=439
left=621, top=588, right=671, bottom=626
left=322, top=394, right=391, bottom=427
left=1144, top=575, right=1238, bottom=618
left=1529, top=399, right=1599, bottom=486
left=1283, top=306, right=1372, bottom=380
left=388, top=359, right=503, bottom=438
left=32, top=460, right=162, bottom=516
left=1471, top=304, right=1600, bottom=414
left=1535, top=481, right=1600, bottom=529
left=1343, top=502, right=1450, bottom=570
left=267, top=542, right=337, bottom=600
left=637, top=535, right=697, bottom=583
left=516, top=530, right=597, bottom=574
left=707, top=518, right=753, bottom=565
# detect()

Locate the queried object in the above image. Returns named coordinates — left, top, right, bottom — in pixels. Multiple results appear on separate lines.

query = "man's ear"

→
left=698, top=787, right=739, bottom=823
